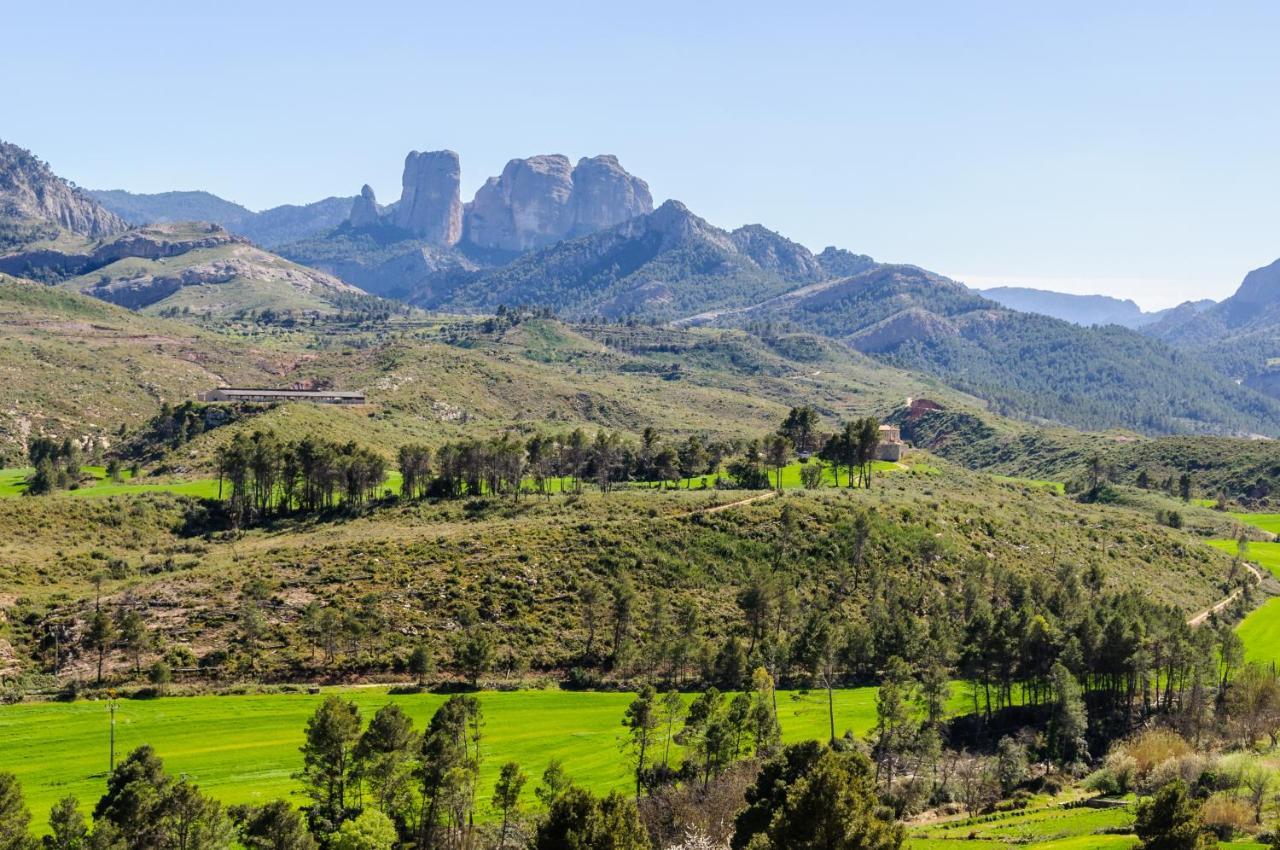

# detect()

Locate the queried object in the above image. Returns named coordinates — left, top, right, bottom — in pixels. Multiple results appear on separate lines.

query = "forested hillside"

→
left=720, top=265, right=1280, bottom=437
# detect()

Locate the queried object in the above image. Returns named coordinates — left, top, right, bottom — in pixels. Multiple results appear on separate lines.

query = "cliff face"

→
left=392, top=150, right=463, bottom=245
left=340, top=149, right=652, bottom=255
left=0, top=141, right=128, bottom=238
left=462, top=153, right=651, bottom=252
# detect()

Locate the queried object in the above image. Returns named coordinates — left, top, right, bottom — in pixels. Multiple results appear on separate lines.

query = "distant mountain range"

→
left=976, top=286, right=1209, bottom=329
left=87, top=189, right=354, bottom=248
left=8, top=136, right=1280, bottom=438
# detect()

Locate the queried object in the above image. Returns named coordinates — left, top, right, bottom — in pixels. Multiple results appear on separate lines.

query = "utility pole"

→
left=107, top=689, right=118, bottom=772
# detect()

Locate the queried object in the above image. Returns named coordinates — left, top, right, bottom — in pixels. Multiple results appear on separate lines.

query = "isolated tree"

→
left=872, top=657, right=916, bottom=787
left=84, top=609, right=116, bottom=686
left=535, top=760, right=572, bottom=808
left=116, top=609, right=149, bottom=675
left=408, top=644, right=433, bottom=686
left=677, top=436, right=708, bottom=487
left=298, top=697, right=361, bottom=837
left=1134, top=780, right=1214, bottom=850
left=622, top=686, right=660, bottom=798
left=416, top=696, right=482, bottom=850
left=765, top=435, right=791, bottom=492
left=455, top=627, right=494, bottom=688
left=43, top=797, right=86, bottom=850
left=491, top=762, right=527, bottom=850
left=610, top=577, right=637, bottom=667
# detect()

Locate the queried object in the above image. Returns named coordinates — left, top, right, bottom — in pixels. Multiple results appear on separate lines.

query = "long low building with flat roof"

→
left=198, top=387, right=366, bottom=405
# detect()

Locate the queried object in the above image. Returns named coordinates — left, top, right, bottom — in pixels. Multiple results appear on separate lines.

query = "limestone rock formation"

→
left=348, top=184, right=381, bottom=229
left=0, top=140, right=127, bottom=238
left=569, top=155, right=652, bottom=236
left=393, top=150, right=462, bottom=245
left=463, top=154, right=652, bottom=253
left=465, top=155, right=575, bottom=252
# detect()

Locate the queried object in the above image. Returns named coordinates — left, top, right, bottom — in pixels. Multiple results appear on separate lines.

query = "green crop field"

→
left=1237, top=597, right=1280, bottom=666
left=0, top=684, right=980, bottom=828
left=1207, top=539, right=1280, bottom=579
left=1232, top=512, right=1280, bottom=536
left=0, top=466, right=222, bottom=500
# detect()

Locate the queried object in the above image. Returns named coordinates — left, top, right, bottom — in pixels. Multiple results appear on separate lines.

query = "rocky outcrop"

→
left=393, top=150, right=462, bottom=245
left=78, top=232, right=363, bottom=311
left=730, top=224, right=824, bottom=280
left=0, top=222, right=239, bottom=277
left=569, top=155, right=652, bottom=236
left=465, top=155, right=576, bottom=252
left=348, top=185, right=381, bottom=229
left=0, top=141, right=127, bottom=238
left=463, top=154, right=652, bottom=252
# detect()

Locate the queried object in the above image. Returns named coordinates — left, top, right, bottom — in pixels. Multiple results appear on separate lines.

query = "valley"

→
left=4, top=102, right=1280, bottom=850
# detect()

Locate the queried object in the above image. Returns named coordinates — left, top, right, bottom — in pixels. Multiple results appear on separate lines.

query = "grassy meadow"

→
left=1225, top=511, right=1280, bottom=667
left=0, top=684, right=982, bottom=827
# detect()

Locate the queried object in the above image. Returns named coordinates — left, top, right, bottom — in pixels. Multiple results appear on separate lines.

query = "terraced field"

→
left=908, top=799, right=1135, bottom=850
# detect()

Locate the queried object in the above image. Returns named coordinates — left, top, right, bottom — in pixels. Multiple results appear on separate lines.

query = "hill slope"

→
left=1145, top=256, right=1280, bottom=401
left=0, top=141, right=127, bottom=249
left=407, top=200, right=869, bottom=319
left=710, top=264, right=1280, bottom=436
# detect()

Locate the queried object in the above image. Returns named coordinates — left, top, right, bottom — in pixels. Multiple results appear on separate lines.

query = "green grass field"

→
left=0, top=684, right=980, bottom=828
left=1232, top=512, right=1280, bottom=536
left=0, top=467, right=221, bottom=500
left=1207, top=539, right=1280, bottom=579
left=1237, top=597, right=1280, bottom=666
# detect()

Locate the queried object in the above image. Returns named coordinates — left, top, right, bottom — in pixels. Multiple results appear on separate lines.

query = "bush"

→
left=1200, top=794, right=1252, bottom=840
left=1124, top=729, right=1192, bottom=780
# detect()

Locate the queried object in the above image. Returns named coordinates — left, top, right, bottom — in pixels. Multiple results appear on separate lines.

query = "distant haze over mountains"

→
left=976, top=286, right=1212, bottom=329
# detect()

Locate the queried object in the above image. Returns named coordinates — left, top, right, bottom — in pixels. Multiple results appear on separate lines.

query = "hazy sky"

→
left=6, top=2, right=1278, bottom=309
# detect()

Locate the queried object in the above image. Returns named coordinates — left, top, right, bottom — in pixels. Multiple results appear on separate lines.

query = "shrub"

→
left=1200, top=794, right=1252, bottom=840
left=1103, top=750, right=1139, bottom=794
left=1124, top=729, right=1192, bottom=780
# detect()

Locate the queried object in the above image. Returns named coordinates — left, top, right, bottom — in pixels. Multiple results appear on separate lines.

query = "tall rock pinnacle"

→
left=393, top=150, right=462, bottom=245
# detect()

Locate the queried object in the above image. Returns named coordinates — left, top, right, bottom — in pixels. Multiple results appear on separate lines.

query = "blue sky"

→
left=5, top=1, right=1279, bottom=308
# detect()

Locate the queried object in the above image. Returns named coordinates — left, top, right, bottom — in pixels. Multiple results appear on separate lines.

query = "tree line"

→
left=0, top=693, right=902, bottom=850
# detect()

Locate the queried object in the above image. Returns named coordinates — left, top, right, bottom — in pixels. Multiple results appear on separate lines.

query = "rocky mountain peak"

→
left=393, top=150, right=462, bottom=245
left=1228, top=257, right=1280, bottom=308
left=348, top=184, right=381, bottom=229
left=463, top=153, right=652, bottom=253
left=730, top=224, right=823, bottom=280
left=0, top=140, right=128, bottom=238
left=570, top=155, right=652, bottom=236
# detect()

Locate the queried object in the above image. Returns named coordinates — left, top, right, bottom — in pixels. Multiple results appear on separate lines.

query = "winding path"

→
left=1187, top=560, right=1263, bottom=628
